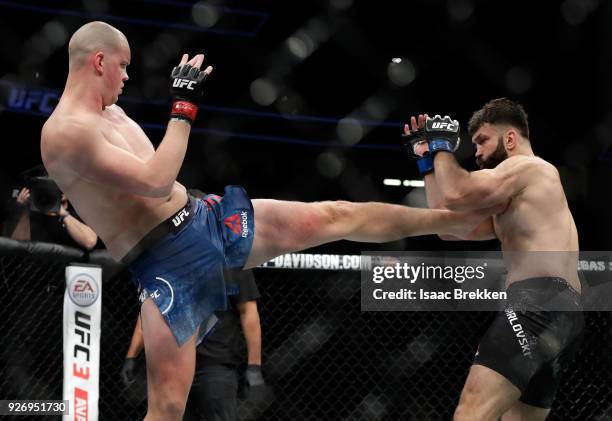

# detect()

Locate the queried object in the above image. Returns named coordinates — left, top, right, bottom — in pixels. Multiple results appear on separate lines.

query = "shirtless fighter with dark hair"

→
left=404, top=99, right=584, bottom=421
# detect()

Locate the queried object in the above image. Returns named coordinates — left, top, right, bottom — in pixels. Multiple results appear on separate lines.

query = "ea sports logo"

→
left=68, top=273, right=100, bottom=307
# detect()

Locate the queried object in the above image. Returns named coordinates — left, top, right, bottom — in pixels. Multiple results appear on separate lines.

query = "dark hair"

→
left=467, top=98, right=529, bottom=139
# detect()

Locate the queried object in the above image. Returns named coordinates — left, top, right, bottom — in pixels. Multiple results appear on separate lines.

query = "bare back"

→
left=41, top=103, right=188, bottom=260
left=492, top=156, right=580, bottom=290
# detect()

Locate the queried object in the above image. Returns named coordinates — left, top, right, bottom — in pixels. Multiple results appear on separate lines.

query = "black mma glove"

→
left=423, top=114, right=461, bottom=155
left=402, top=127, right=433, bottom=176
left=244, top=364, right=268, bottom=405
left=169, top=64, right=209, bottom=124
left=120, top=358, right=137, bottom=388
left=245, top=364, right=265, bottom=387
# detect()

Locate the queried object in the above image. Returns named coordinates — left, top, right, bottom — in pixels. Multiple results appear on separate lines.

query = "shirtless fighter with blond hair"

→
left=42, top=21, right=483, bottom=420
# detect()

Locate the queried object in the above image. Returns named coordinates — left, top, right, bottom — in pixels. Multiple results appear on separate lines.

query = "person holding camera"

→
left=6, top=185, right=98, bottom=250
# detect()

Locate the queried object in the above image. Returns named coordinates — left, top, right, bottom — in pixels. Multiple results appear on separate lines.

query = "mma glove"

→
left=402, top=128, right=433, bottom=176
left=423, top=114, right=461, bottom=155
left=244, top=364, right=268, bottom=404
left=169, top=64, right=209, bottom=125
left=120, top=357, right=138, bottom=388
left=403, top=115, right=461, bottom=176
left=245, top=364, right=265, bottom=387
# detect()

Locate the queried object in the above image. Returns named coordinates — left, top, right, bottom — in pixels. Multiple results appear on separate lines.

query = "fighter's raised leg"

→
left=244, top=199, right=479, bottom=269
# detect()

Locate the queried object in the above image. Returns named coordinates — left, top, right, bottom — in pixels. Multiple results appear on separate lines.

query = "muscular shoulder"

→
left=495, top=155, right=556, bottom=178
left=104, top=104, right=128, bottom=118
left=103, top=104, right=140, bottom=128
left=496, top=156, right=561, bottom=198
left=43, top=112, right=99, bottom=141
left=41, top=113, right=101, bottom=165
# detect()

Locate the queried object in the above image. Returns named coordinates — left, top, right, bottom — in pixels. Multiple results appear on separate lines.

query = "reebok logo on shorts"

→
left=240, top=211, right=249, bottom=238
left=505, top=308, right=533, bottom=358
left=224, top=213, right=242, bottom=235
left=224, top=211, right=250, bottom=238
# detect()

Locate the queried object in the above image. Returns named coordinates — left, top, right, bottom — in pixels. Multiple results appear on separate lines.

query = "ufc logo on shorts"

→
left=172, top=78, right=196, bottom=90
left=432, top=122, right=457, bottom=131
left=172, top=209, right=190, bottom=227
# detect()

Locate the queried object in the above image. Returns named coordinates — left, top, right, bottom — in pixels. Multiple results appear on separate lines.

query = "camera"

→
left=13, top=177, right=62, bottom=214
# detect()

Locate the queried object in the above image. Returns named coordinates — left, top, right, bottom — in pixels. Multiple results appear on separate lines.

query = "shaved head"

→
left=68, top=21, right=128, bottom=68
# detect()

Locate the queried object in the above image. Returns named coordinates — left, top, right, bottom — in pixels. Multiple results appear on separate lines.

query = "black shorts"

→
left=473, top=277, right=584, bottom=409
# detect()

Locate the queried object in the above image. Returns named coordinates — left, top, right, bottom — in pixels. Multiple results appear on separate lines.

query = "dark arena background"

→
left=1, top=1, right=612, bottom=420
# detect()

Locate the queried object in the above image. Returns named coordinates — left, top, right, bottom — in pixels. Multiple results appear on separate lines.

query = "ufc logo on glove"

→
left=431, top=121, right=457, bottom=131
left=172, top=78, right=197, bottom=90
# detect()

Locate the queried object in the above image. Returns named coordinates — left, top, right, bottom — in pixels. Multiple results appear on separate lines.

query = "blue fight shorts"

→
left=123, top=185, right=255, bottom=346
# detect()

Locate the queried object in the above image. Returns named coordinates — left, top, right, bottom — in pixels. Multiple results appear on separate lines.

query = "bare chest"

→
left=493, top=199, right=521, bottom=242
left=100, top=112, right=154, bottom=160
left=492, top=188, right=551, bottom=245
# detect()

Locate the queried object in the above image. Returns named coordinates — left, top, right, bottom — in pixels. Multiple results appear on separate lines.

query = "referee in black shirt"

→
left=184, top=269, right=263, bottom=421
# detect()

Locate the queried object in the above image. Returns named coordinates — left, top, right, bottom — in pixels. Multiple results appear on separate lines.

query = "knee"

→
left=149, top=399, right=185, bottom=421
left=324, top=200, right=355, bottom=226
left=315, top=200, right=357, bottom=238
left=454, top=387, right=483, bottom=421
left=454, top=401, right=497, bottom=421
left=295, top=200, right=353, bottom=239
left=272, top=200, right=356, bottom=251
left=453, top=404, right=474, bottom=421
